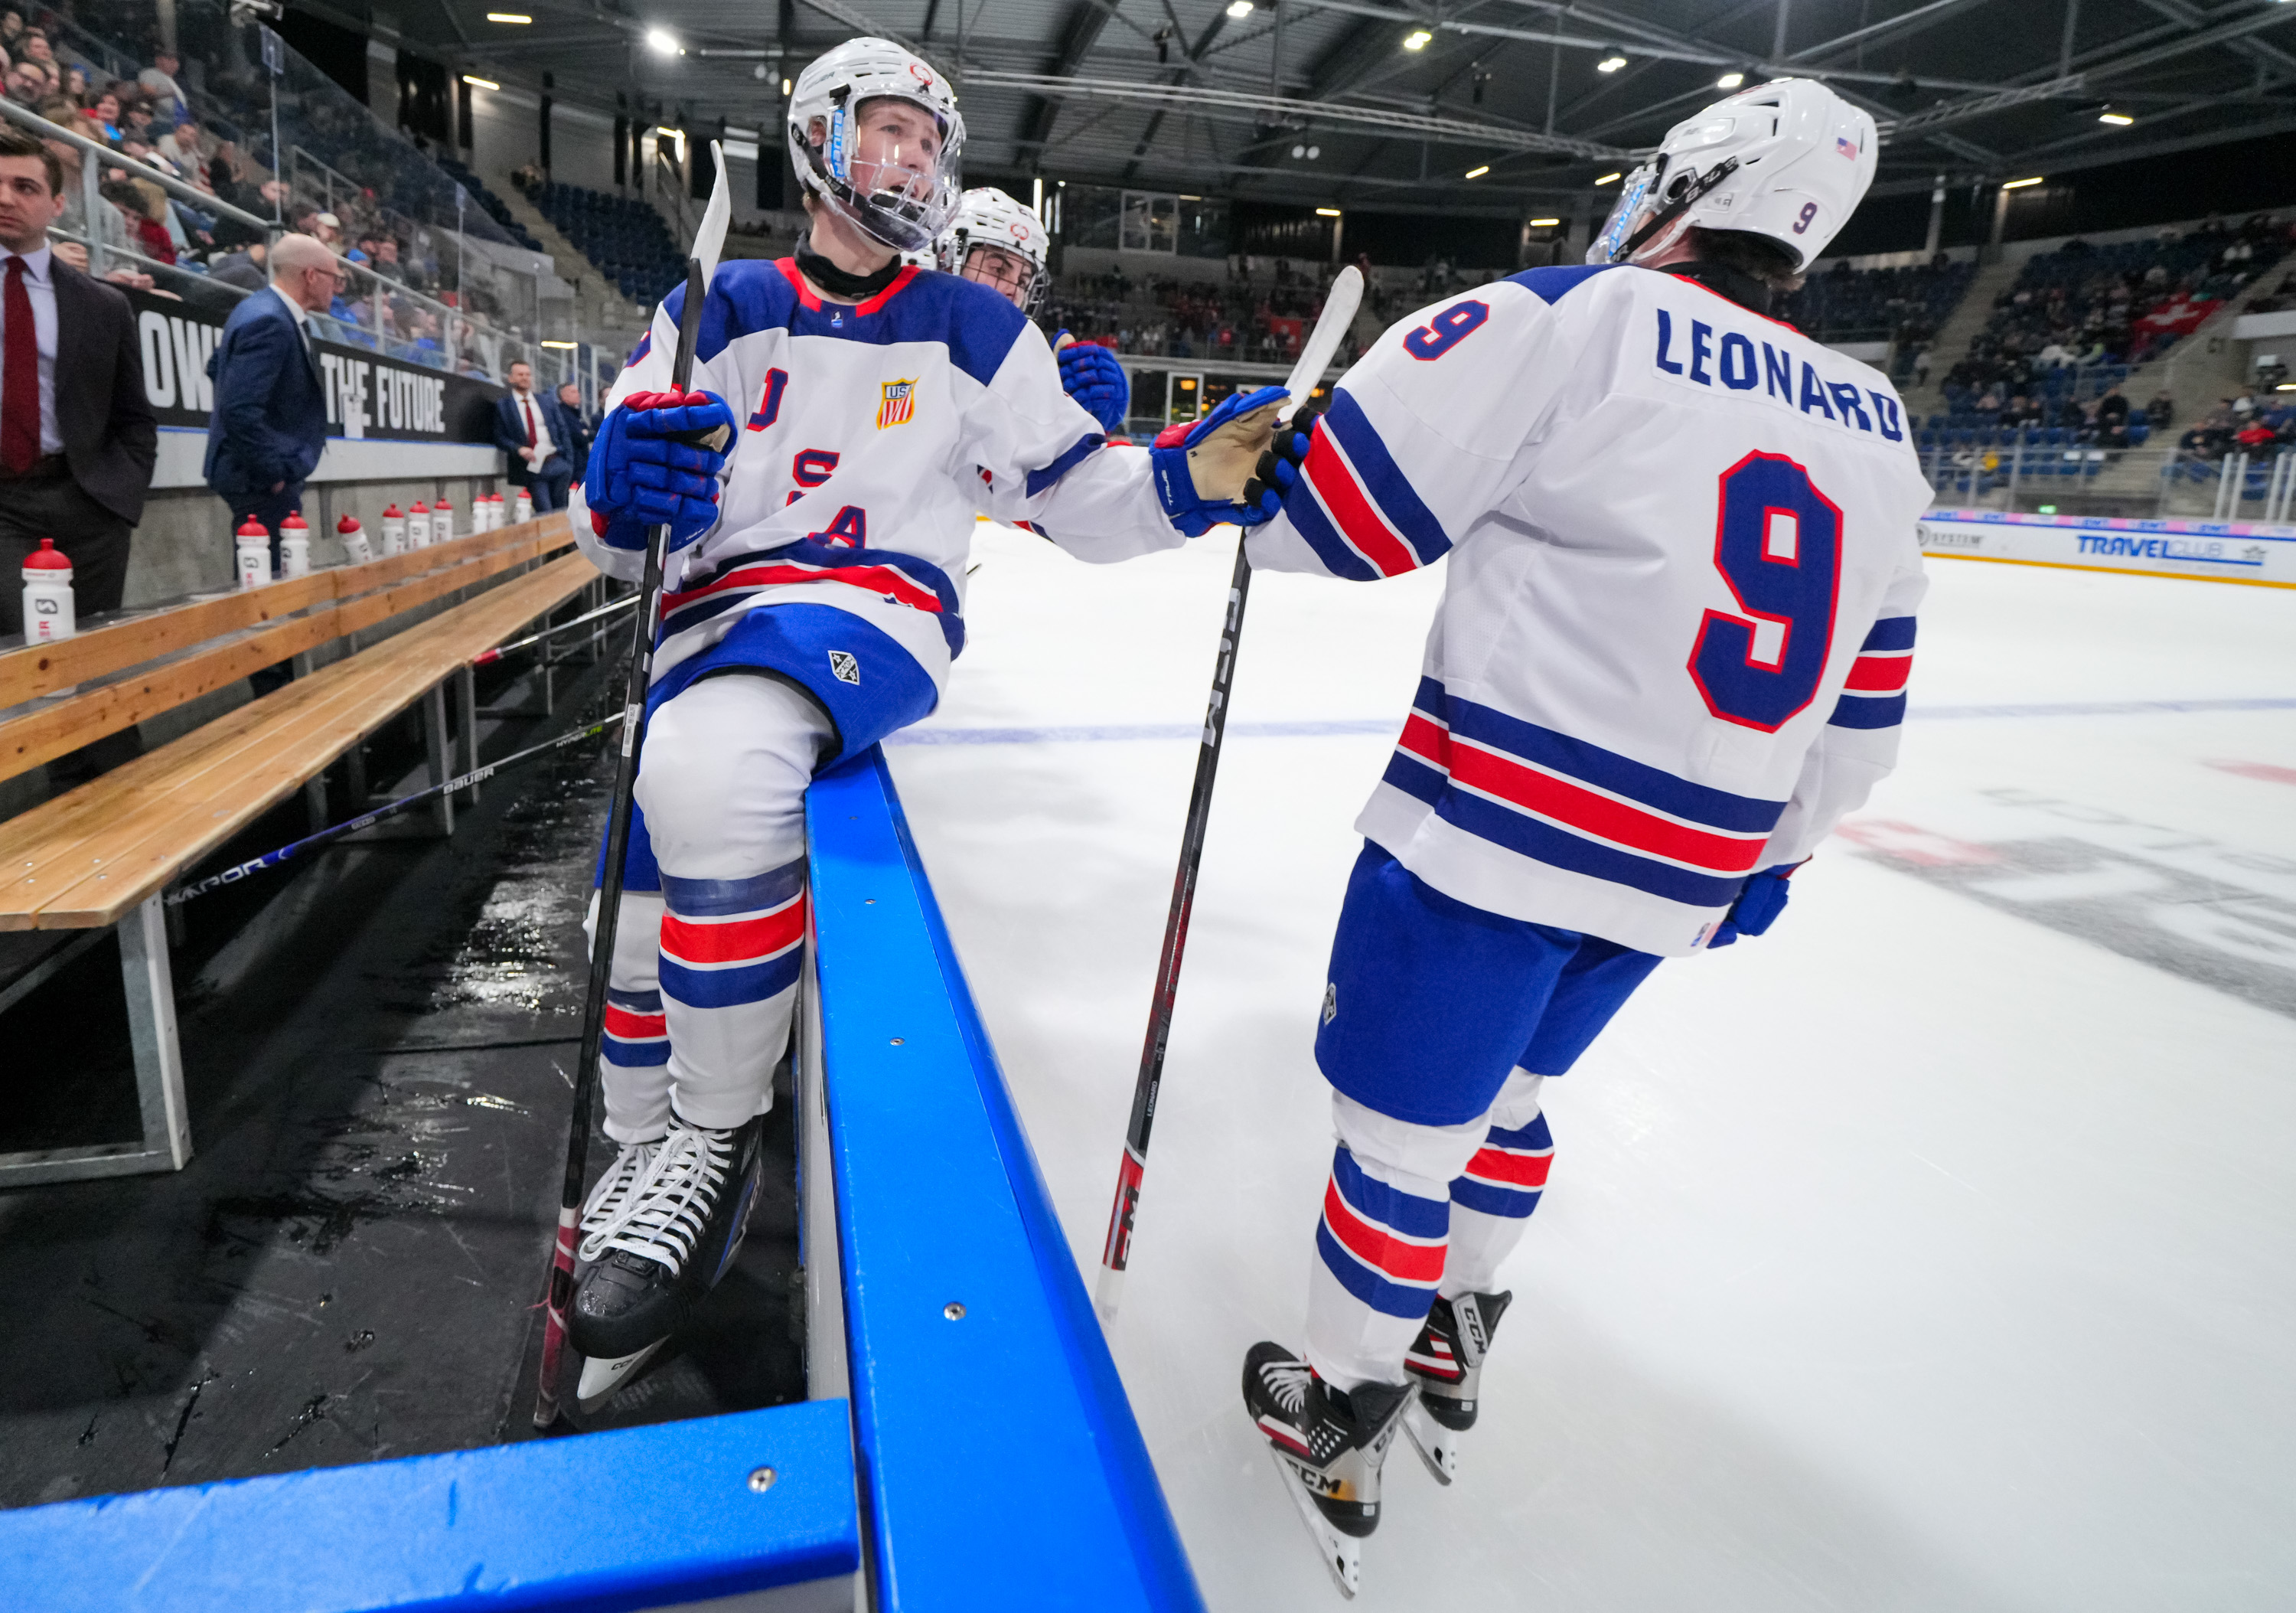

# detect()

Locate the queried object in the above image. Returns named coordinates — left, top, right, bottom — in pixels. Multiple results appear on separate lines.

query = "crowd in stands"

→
left=0, top=2, right=543, bottom=380
left=1936, top=216, right=2289, bottom=426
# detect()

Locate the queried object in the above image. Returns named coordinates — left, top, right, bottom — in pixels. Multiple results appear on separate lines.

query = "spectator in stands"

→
left=156, top=116, right=204, bottom=171
left=492, top=359, right=572, bottom=512
left=137, top=51, right=187, bottom=122
left=0, top=123, right=155, bottom=777
left=17, top=30, right=55, bottom=87
left=208, top=240, right=265, bottom=291
left=204, top=232, right=338, bottom=649
left=556, top=380, right=593, bottom=478
left=4, top=61, right=42, bottom=103
left=2095, top=385, right=2131, bottom=442
left=0, top=11, right=21, bottom=51
left=1911, top=343, right=1931, bottom=387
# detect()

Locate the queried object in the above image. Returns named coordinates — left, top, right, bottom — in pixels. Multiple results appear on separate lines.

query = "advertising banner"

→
left=1919, top=508, right=2296, bottom=588
left=125, top=286, right=505, bottom=443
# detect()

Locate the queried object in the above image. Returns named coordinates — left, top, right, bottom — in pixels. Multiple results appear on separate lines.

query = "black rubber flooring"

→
left=0, top=655, right=805, bottom=1510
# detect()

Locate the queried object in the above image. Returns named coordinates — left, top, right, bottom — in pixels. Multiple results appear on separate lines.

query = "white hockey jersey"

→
left=1246, top=263, right=1931, bottom=956
left=572, top=260, right=1182, bottom=756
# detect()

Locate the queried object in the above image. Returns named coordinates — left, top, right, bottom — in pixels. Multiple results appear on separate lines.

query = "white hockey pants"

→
left=1306, top=1069, right=1554, bottom=1395
left=587, top=674, right=832, bottom=1141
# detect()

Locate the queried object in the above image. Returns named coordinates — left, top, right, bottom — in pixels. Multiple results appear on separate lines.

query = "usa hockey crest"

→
left=829, top=650, right=862, bottom=684
left=878, top=378, right=918, bottom=429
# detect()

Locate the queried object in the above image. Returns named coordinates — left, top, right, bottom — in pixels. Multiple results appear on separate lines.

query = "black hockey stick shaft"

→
left=1094, top=540, right=1253, bottom=1318
left=164, top=714, right=616, bottom=907
left=532, top=260, right=708, bottom=1429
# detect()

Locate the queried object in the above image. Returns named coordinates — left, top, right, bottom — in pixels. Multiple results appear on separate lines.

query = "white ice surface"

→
left=886, top=527, right=2296, bottom=1611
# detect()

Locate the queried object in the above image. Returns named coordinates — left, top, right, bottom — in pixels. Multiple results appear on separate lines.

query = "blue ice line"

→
left=885, top=700, right=2296, bottom=746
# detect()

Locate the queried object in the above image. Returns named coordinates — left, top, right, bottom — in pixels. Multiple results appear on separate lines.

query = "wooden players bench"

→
left=0, top=516, right=601, bottom=1187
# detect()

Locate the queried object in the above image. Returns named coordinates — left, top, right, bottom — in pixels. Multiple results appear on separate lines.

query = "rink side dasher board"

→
left=806, top=749, right=1205, bottom=1613
left=1920, top=509, right=2296, bottom=588
left=0, top=1399, right=860, bottom=1611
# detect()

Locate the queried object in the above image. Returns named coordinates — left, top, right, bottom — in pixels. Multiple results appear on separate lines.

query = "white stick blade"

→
left=1094, top=1262, right=1124, bottom=1321
left=1283, top=265, right=1365, bottom=413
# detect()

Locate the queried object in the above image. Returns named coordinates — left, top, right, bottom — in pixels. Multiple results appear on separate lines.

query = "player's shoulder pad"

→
left=1501, top=262, right=1629, bottom=306
left=911, top=269, right=1034, bottom=385
left=690, top=260, right=803, bottom=364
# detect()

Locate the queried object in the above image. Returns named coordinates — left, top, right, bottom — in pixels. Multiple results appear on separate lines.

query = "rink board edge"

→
left=0, top=1399, right=860, bottom=1611
left=806, top=746, right=1206, bottom=1613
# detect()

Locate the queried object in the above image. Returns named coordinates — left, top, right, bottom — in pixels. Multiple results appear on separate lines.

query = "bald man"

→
left=204, top=233, right=341, bottom=572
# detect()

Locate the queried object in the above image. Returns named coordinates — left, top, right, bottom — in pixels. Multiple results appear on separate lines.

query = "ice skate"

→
left=574, top=1138, right=660, bottom=1269
left=1241, top=1341, right=1412, bottom=1598
left=1401, top=1290, right=1512, bottom=1484
left=569, top=1112, right=764, bottom=1415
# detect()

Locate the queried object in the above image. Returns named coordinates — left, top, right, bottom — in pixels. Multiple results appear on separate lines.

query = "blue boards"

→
left=806, top=748, right=1204, bottom=1611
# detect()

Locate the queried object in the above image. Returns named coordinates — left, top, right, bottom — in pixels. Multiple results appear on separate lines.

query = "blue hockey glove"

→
left=1150, top=384, right=1291, bottom=537
left=1707, top=861, right=1802, bottom=948
left=1055, top=334, right=1130, bottom=435
left=583, top=387, right=734, bottom=553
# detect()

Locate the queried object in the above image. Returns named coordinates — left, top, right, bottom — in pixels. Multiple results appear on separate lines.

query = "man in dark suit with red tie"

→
left=0, top=126, right=156, bottom=641
left=492, top=359, right=573, bottom=513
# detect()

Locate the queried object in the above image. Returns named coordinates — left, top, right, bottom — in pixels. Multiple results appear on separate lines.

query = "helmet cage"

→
left=788, top=47, right=966, bottom=256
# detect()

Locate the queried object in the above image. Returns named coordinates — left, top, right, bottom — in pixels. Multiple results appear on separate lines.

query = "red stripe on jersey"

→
left=775, top=257, right=822, bottom=312
left=603, top=1002, right=667, bottom=1040
left=660, top=900, right=806, bottom=966
left=856, top=265, right=921, bottom=316
left=1303, top=429, right=1418, bottom=578
left=1399, top=714, right=1767, bottom=874
left=665, top=560, right=944, bottom=615
left=1844, top=653, right=1913, bottom=693
left=1322, top=1177, right=1446, bottom=1283
left=1463, top=1146, right=1552, bottom=1190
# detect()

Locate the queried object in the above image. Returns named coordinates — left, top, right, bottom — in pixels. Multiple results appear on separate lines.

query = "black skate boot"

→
left=568, top=1112, right=764, bottom=1415
left=1400, top=1290, right=1512, bottom=1483
left=1242, top=1341, right=1413, bottom=1598
left=574, top=1138, right=660, bottom=1269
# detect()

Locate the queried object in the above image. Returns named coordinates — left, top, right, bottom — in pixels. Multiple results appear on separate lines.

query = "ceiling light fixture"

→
left=1226, top=0, right=1254, bottom=16
left=1716, top=70, right=1744, bottom=89
left=1596, top=53, right=1627, bottom=73
left=1528, top=217, right=1560, bottom=227
left=485, top=12, right=531, bottom=22
left=2099, top=111, right=2134, bottom=126
left=540, top=339, right=577, bottom=350
left=1594, top=171, right=1622, bottom=184
left=782, top=77, right=793, bottom=95
left=461, top=73, right=499, bottom=89
left=1316, top=207, right=1342, bottom=217
left=645, top=28, right=677, bottom=54
left=1464, top=164, right=1490, bottom=179
left=1402, top=28, right=1432, bottom=50
left=2001, top=175, right=2043, bottom=189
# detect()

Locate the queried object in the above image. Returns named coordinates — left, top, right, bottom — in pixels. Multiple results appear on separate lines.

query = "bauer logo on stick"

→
left=829, top=650, right=861, bottom=684
left=878, top=377, right=918, bottom=428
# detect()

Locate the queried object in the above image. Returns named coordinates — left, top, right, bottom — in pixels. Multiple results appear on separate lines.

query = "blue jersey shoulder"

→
left=683, top=260, right=1028, bottom=386
left=1502, top=263, right=1626, bottom=305
left=876, top=269, right=1030, bottom=385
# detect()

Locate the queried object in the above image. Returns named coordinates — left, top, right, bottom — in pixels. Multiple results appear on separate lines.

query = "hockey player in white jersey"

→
left=1227, top=78, right=1931, bottom=1587
left=563, top=37, right=1284, bottom=1409
left=940, top=185, right=1133, bottom=436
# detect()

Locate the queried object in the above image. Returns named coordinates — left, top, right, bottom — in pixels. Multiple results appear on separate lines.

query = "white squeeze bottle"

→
left=338, top=511, right=373, bottom=565
left=279, top=510, right=311, bottom=580
left=514, top=487, right=533, bottom=525
left=433, top=497, right=455, bottom=542
left=21, top=536, right=74, bottom=642
left=407, top=501, right=432, bottom=550
left=481, top=491, right=501, bottom=531
left=382, top=502, right=406, bottom=556
left=236, top=517, right=272, bottom=589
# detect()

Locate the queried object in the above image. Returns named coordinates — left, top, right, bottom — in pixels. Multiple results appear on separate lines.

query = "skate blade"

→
left=575, top=1340, right=665, bottom=1415
left=1402, top=1396, right=1457, bottom=1486
left=1266, top=1448, right=1362, bottom=1599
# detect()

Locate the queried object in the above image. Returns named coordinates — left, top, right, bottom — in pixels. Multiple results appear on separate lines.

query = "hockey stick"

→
left=470, top=592, right=638, bottom=667
left=162, top=713, right=618, bottom=907
left=531, top=146, right=732, bottom=1430
left=1094, top=266, right=1365, bottom=1321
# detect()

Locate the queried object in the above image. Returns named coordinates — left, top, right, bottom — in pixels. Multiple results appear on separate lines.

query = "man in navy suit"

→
left=204, top=231, right=340, bottom=563
left=494, top=360, right=572, bottom=512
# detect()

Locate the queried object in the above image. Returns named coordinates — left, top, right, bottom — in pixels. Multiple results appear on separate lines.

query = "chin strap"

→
left=794, top=231, right=905, bottom=300
left=1661, top=259, right=1776, bottom=318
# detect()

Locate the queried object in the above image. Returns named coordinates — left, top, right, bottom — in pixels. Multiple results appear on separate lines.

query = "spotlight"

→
left=1596, top=53, right=1627, bottom=73
left=485, top=11, right=531, bottom=21
left=1402, top=28, right=1432, bottom=50
left=461, top=73, right=500, bottom=89
left=1594, top=171, right=1622, bottom=184
left=1716, top=70, right=1744, bottom=90
left=1528, top=217, right=1560, bottom=227
left=1464, top=164, right=1489, bottom=179
left=2099, top=111, right=2134, bottom=126
left=1316, top=207, right=1342, bottom=217
left=645, top=28, right=677, bottom=54
left=1226, top=0, right=1254, bottom=16
left=2001, top=175, right=2043, bottom=190
left=1292, top=144, right=1304, bottom=158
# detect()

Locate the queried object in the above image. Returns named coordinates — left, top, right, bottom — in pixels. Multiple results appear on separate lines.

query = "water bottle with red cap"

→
left=280, top=510, right=311, bottom=580
left=21, top=534, right=73, bottom=640
left=434, top=496, right=456, bottom=543
left=338, top=511, right=373, bottom=566
left=407, top=500, right=431, bottom=550
left=236, top=517, right=272, bottom=589
left=382, top=502, right=406, bottom=556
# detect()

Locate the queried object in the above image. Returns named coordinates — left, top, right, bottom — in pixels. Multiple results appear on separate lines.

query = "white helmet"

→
left=938, top=187, right=1051, bottom=310
left=788, top=37, right=966, bottom=255
left=1587, top=77, right=1877, bottom=273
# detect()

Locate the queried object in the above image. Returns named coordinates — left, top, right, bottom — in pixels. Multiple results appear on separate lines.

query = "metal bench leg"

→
left=423, top=683, right=455, bottom=837
left=120, top=896, right=192, bottom=1171
left=457, top=665, right=481, bottom=808
left=345, top=741, right=369, bottom=810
